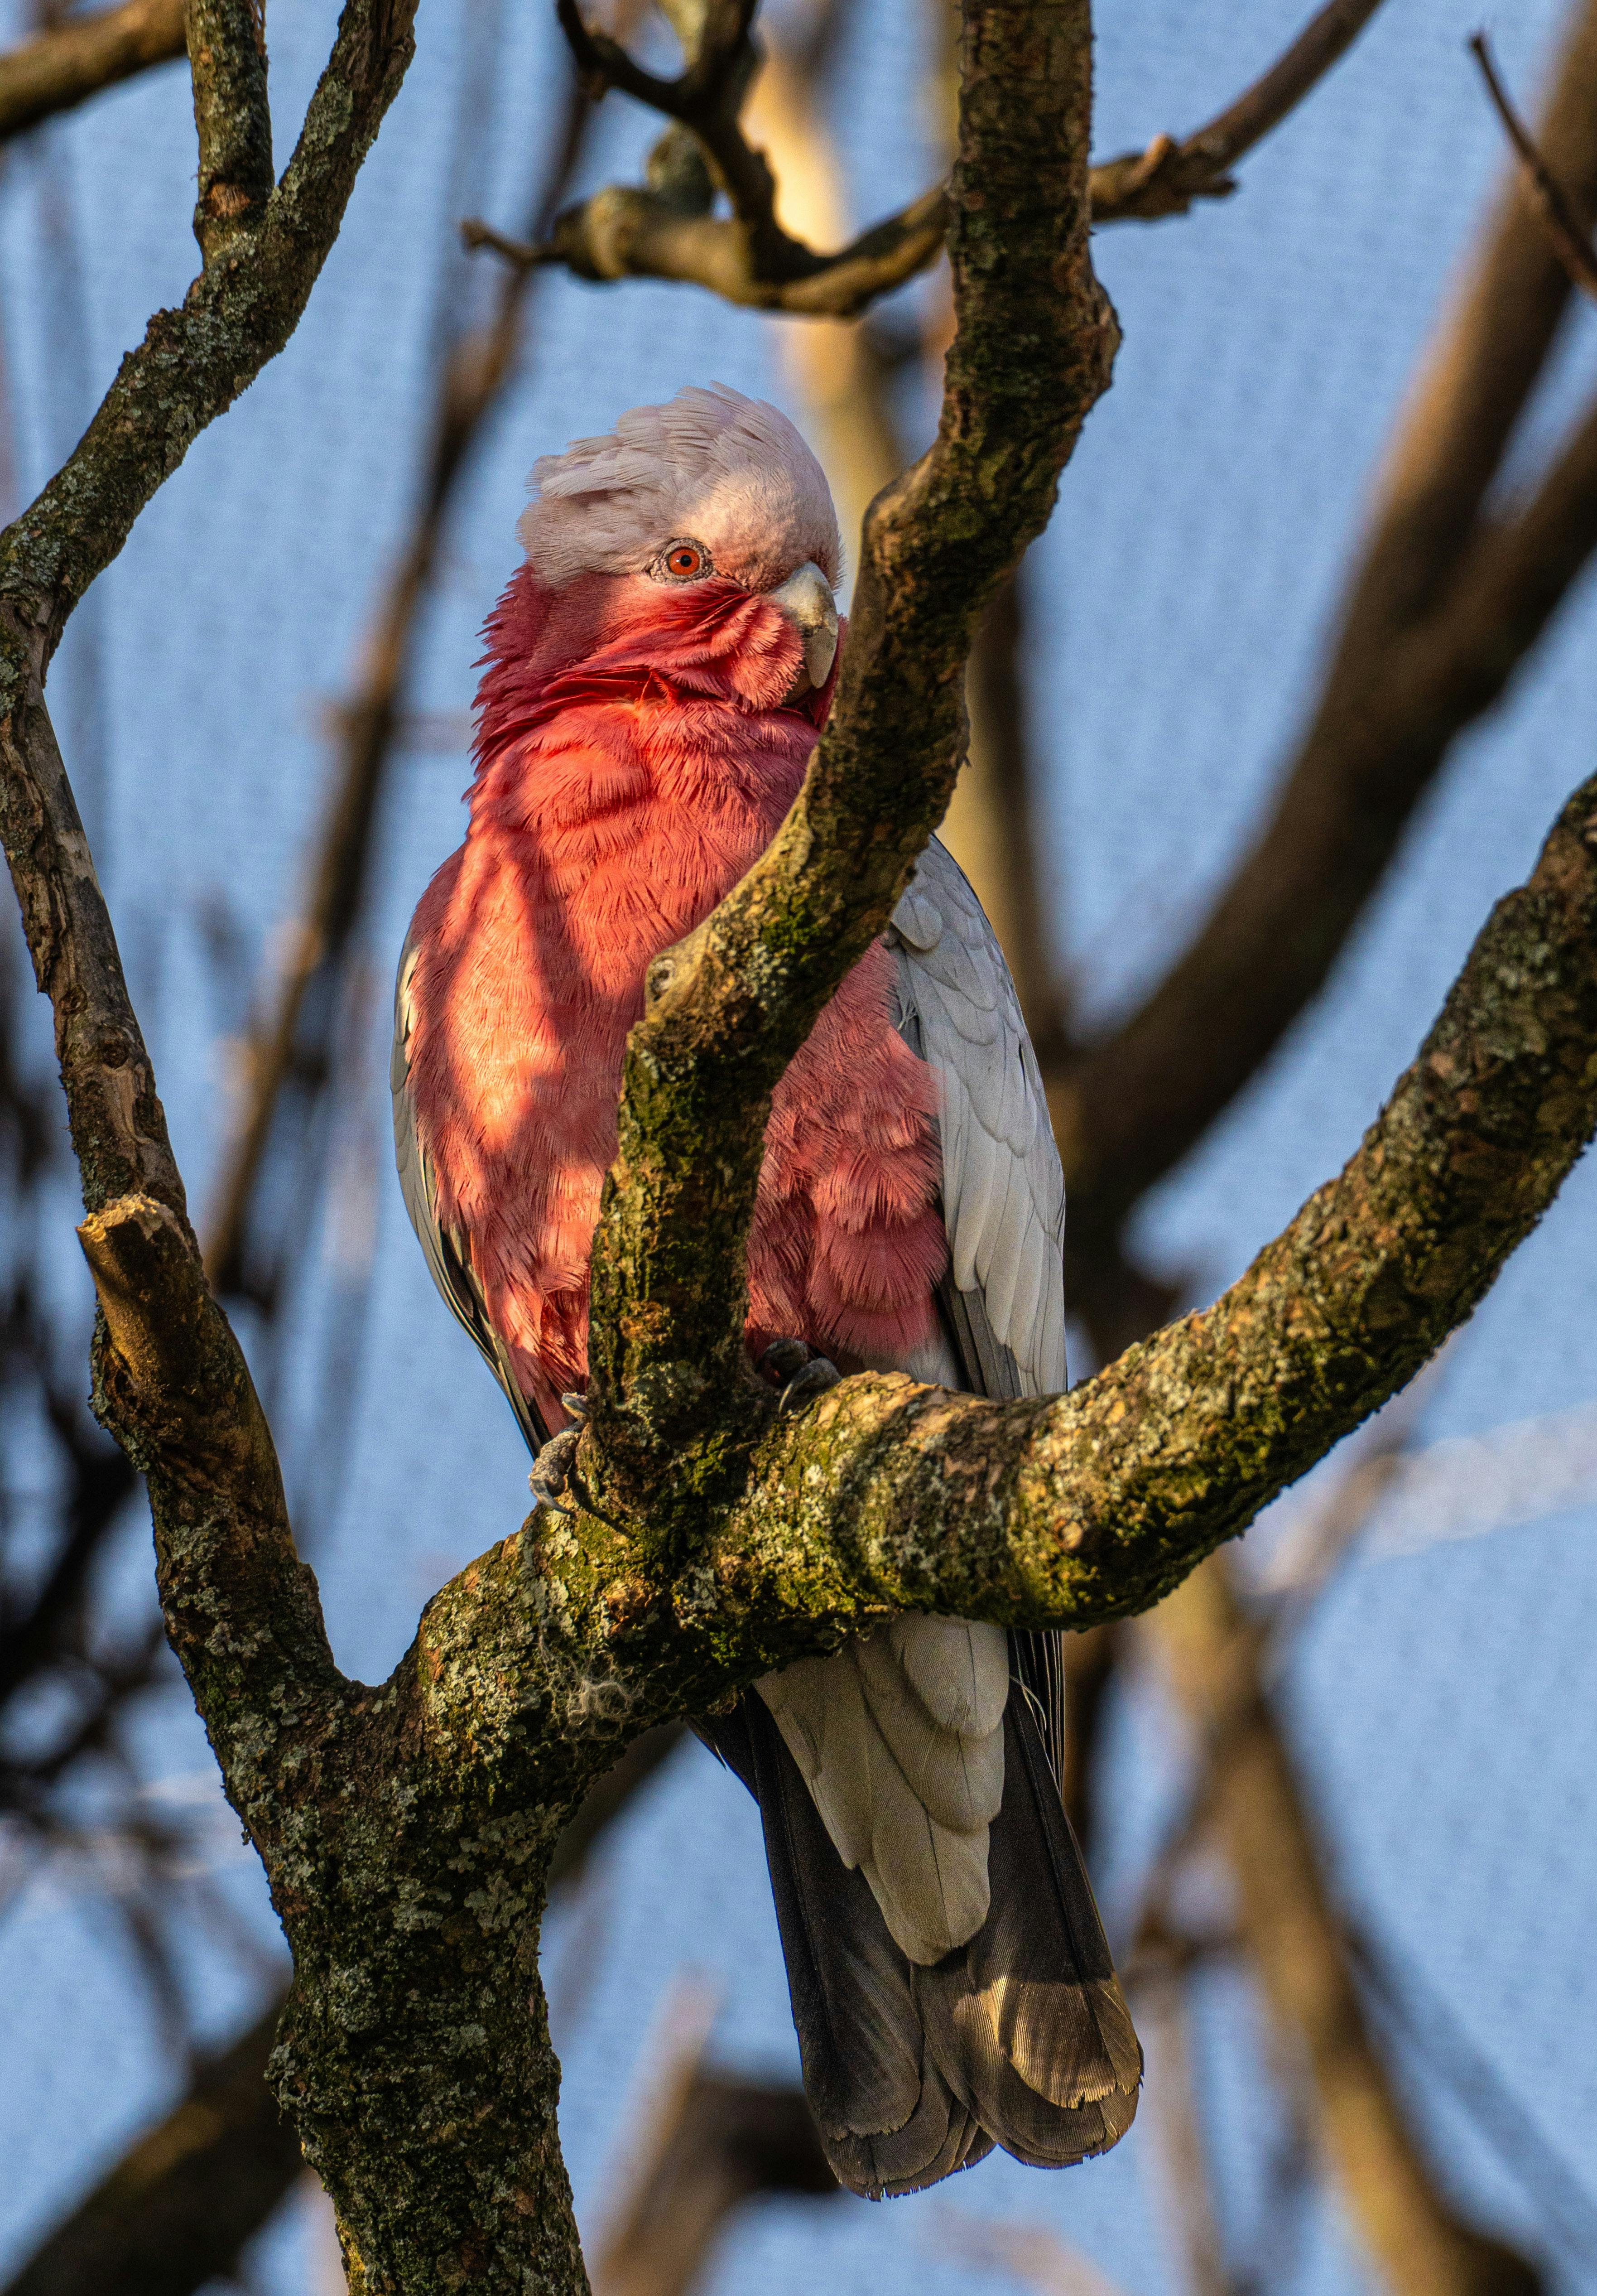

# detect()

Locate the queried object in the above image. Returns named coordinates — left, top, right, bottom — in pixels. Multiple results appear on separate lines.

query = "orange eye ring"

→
left=662, top=541, right=709, bottom=580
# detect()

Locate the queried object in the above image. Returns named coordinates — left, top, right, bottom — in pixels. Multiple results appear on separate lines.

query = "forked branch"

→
left=462, top=0, right=1390, bottom=316
left=1472, top=28, right=1597, bottom=301
left=1091, top=0, right=1389, bottom=222
left=582, top=0, right=1115, bottom=1495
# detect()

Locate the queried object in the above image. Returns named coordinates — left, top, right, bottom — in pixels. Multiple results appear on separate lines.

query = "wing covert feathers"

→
left=756, top=1617, right=1009, bottom=1967
left=888, top=838, right=1067, bottom=1397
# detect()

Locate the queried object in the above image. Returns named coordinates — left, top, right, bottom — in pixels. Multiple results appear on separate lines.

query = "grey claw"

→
left=529, top=1425, right=582, bottom=1510
left=559, top=1391, right=590, bottom=1423
left=779, top=1357, right=841, bottom=1413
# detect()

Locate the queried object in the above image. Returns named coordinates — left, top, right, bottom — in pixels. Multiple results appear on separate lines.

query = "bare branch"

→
left=1052, top=0, right=1597, bottom=1316
left=185, top=0, right=273, bottom=264
left=0, top=663, right=190, bottom=1222
left=0, top=0, right=186, bottom=146
left=1472, top=29, right=1597, bottom=302
left=668, top=762, right=1597, bottom=1650
left=588, top=1985, right=833, bottom=2296
left=1, top=1998, right=302, bottom=2296
left=1090, top=0, right=1389, bottom=222
left=466, top=0, right=1388, bottom=317
left=2, top=1721, right=683, bottom=2296
left=0, top=0, right=418, bottom=721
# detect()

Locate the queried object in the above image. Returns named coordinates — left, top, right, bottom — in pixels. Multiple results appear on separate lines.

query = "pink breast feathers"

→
left=403, top=568, right=947, bottom=1437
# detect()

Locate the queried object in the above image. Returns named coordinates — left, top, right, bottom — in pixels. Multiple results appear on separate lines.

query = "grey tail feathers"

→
left=699, top=1639, right=1141, bottom=2199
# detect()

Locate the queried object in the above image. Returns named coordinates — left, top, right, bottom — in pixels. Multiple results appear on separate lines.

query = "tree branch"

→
left=203, top=67, right=592, bottom=1293
left=462, top=0, right=1389, bottom=316
left=185, top=0, right=274, bottom=265
left=1089, top=0, right=1388, bottom=223
left=546, top=758, right=1597, bottom=1681
left=1150, top=1558, right=1539, bottom=2296
left=0, top=0, right=187, bottom=147
left=1050, top=0, right=1597, bottom=1330
left=2, top=1999, right=303, bottom=2296
left=0, top=0, right=417, bottom=718
left=583, top=0, right=1115, bottom=1502
left=1472, top=29, right=1597, bottom=303
left=0, top=656, right=190, bottom=1223
left=0, top=0, right=418, bottom=1851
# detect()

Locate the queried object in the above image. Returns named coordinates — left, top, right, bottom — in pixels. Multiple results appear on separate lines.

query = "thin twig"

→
left=465, top=0, right=1391, bottom=313
left=1471, top=28, right=1597, bottom=301
left=1091, top=0, right=1390, bottom=222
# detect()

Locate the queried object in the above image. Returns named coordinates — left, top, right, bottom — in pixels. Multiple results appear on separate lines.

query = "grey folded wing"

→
left=888, top=835, right=1069, bottom=1774
left=391, top=935, right=549, bottom=1458
left=888, top=836, right=1067, bottom=1399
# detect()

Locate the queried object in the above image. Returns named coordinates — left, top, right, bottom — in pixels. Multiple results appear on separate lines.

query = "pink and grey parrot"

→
left=393, top=385, right=1140, bottom=2197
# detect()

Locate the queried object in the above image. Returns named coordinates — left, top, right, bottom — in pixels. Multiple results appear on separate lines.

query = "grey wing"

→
left=888, top=837, right=1068, bottom=1778
left=392, top=936, right=549, bottom=1458
left=888, top=836, right=1067, bottom=1399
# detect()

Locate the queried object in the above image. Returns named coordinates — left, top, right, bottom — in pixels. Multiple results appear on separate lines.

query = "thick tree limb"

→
left=463, top=0, right=1388, bottom=315
left=1051, top=0, right=1597, bottom=1320
left=0, top=1725, right=687, bottom=2296
left=0, top=0, right=186, bottom=146
left=4, top=0, right=1593, bottom=2284
left=515, top=758, right=1597, bottom=1701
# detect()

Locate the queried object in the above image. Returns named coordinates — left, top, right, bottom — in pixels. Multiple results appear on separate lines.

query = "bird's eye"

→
left=659, top=540, right=710, bottom=581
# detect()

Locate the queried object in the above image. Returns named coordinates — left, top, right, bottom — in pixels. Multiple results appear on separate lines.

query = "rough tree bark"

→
left=4, top=3, right=1597, bottom=2295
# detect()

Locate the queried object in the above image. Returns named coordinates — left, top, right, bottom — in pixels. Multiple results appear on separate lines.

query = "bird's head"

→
left=503, top=384, right=843, bottom=721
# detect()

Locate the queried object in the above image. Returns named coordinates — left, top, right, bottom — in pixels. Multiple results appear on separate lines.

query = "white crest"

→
left=519, top=384, right=842, bottom=593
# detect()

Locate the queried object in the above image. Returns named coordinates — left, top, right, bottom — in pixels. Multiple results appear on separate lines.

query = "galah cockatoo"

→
left=393, top=385, right=1140, bottom=2196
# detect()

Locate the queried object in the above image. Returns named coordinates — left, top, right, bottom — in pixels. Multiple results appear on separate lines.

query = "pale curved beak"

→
left=770, top=560, right=839, bottom=694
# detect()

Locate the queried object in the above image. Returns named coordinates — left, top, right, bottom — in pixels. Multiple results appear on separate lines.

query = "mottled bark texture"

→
left=3, top=0, right=1597, bottom=2290
left=186, top=0, right=273, bottom=263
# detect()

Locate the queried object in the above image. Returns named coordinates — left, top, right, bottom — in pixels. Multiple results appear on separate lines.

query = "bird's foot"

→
left=529, top=1429, right=579, bottom=1508
left=757, top=1338, right=841, bottom=1415
left=529, top=1408, right=586, bottom=1512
